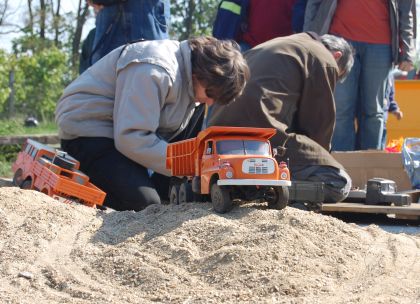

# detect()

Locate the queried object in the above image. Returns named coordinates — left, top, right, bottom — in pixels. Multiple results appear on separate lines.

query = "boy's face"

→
left=193, top=78, right=215, bottom=106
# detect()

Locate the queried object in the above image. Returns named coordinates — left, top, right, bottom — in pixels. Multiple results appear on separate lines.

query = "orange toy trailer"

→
left=12, top=139, right=106, bottom=207
left=166, top=126, right=291, bottom=213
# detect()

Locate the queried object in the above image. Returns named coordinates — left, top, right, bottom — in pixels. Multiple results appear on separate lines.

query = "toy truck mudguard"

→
left=166, top=126, right=291, bottom=213
left=12, top=139, right=106, bottom=207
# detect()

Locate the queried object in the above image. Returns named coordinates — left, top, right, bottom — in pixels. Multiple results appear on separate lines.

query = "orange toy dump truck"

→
left=12, top=139, right=106, bottom=207
left=166, top=126, right=291, bottom=213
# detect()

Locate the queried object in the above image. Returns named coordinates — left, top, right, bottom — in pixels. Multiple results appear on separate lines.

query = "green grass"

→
left=0, top=119, right=58, bottom=178
left=0, top=119, right=57, bottom=136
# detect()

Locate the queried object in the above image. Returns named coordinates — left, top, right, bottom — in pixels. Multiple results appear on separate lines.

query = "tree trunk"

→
left=7, top=70, right=15, bottom=119
left=39, top=0, right=46, bottom=39
left=182, top=0, right=195, bottom=40
left=27, top=0, right=34, bottom=35
left=71, top=0, right=89, bottom=76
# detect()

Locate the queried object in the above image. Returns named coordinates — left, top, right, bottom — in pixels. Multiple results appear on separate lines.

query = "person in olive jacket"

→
left=209, top=32, right=354, bottom=204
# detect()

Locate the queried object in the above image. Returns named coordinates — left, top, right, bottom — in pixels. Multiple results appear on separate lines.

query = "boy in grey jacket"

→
left=55, top=37, right=249, bottom=211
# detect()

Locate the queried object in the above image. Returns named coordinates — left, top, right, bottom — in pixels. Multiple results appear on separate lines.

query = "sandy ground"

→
left=0, top=185, right=419, bottom=304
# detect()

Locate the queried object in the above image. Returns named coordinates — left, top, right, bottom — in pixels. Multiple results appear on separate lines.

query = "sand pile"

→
left=0, top=186, right=419, bottom=304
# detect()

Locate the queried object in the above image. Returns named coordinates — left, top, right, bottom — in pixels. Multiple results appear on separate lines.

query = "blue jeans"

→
left=292, top=165, right=352, bottom=203
left=332, top=40, right=392, bottom=151
left=92, top=0, right=170, bottom=64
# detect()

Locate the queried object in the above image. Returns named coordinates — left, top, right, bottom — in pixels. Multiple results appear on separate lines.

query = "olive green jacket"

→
left=209, top=33, right=343, bottom=170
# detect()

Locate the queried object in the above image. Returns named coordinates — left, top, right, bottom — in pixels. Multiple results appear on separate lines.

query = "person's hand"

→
left=87, top=0, right=104, bottom=12
left=398, top=61, right=414, bottom=72
left=390, top=110, right=403, bottom=120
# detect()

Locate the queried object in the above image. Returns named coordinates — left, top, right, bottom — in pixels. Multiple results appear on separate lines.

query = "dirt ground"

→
left=0, top=185, right=419, bottom=304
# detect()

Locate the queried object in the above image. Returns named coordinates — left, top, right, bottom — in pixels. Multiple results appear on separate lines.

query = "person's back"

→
left=90, top=0, right=170, bottom=64
left=239, top=0, right=296, bottom=48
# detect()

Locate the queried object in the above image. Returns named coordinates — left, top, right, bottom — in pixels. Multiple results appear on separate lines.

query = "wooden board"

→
left=321, top=202, right=420, bottom=217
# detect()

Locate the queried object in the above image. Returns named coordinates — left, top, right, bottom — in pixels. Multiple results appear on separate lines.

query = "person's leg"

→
left=292, top=165, right=352, bottom=203
left=61, top=137, right=161, bottom=211
left=358, top=43, right=392, bottom=150
left=331, top=40, right=361, bottom=151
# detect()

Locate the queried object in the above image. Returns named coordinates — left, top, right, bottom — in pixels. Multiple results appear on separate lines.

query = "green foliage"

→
left=0, top=51, right=13, bottom=113
left=5, top=47, right=69, bottom=121
left=170, top=0, right=218, bottom=40
left=0, top=144, right=21, bottom=178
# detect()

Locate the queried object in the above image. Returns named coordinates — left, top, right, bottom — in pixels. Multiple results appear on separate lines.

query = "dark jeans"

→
left=61, top=105, right=204, bottom=211
left=92, top=0, right=170, bottom=64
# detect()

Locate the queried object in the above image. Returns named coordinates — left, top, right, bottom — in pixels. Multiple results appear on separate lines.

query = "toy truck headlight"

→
left=220, top=162, right=234, bottom=179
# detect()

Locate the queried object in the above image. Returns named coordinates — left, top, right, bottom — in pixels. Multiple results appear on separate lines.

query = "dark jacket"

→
left=209, top=33, right=343, bottom=169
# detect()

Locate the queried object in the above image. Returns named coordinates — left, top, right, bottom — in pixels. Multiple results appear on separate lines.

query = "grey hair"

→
left=320, top=34, right=355, bottom=82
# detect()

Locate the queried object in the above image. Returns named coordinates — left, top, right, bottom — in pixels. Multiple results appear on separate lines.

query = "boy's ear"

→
left=333, top=51, right=343, bottom=60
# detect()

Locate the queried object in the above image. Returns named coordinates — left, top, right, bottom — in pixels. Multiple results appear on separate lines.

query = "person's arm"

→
left=388, top=85, right=403, bottom=120
left=397, top=0, right=416, bottom=71
left=113, top=63, right=173, bottom=176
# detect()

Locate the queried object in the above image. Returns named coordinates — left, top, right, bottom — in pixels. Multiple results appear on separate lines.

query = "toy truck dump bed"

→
left=166, top=126, right=291, bottom=213
left=12, top=139, right=105, bottom=207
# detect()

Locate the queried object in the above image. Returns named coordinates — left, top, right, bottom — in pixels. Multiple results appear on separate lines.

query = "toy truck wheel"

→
left=169, top=184, right=180, bottom=205
left=12, top=169, right=24, bottom=187
left=179, top=182, right=194, bottom=204
left=267, top=186, right=289, bottom=210
left=21, top=179, right=32, bottom=190
left=211, top=183, right=232, bottom=214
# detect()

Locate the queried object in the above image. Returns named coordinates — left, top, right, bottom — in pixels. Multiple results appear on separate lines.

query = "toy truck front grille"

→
left=242, top=158, right=275, bottom=174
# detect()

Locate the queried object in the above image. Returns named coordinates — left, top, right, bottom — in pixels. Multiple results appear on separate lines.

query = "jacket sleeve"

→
left=113, top=63, right=173, bottom=176
left=297, top=58, right=337, bottom=151
left=397, top=0, right=416, bottom=63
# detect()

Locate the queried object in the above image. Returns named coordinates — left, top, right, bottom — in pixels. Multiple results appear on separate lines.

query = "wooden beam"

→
left=0, top=134, right=59, bottom=145
left=321, top=202, right=420, bottom=216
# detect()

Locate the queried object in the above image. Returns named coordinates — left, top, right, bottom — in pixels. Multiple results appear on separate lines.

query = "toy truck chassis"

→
left=166, top=126, right=291, bottom=213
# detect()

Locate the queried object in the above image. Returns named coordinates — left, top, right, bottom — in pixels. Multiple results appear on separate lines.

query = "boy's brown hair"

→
left=189, top=36, right=250, bottom=105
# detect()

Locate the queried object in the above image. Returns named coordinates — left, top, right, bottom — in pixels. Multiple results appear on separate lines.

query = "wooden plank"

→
left=0, top=134, right=59, bottom=145
left=321, top=202, right=420, bottom=216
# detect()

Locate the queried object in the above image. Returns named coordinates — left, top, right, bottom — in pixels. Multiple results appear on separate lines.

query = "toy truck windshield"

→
left=216, top=140, right=270, bottom=156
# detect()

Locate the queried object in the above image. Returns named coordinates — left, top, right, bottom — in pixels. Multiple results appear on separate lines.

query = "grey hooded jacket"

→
left=303, top=0, right=416, bottom=65
left=55, top=40, right=197, bottom=176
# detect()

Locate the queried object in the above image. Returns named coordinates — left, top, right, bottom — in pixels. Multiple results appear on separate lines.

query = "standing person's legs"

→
left=129, top=0, right=170, bottom=40
left=331, top=40, right=361, bottom=151
left=358, top=43, right=392, bottom=150
left=61, top=137, right=161, bottom=211
left=291, top=165, right=352, bottom=203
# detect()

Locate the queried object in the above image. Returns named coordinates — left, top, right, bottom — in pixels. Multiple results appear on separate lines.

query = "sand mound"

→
left=0, top=186, right=419, bottom=303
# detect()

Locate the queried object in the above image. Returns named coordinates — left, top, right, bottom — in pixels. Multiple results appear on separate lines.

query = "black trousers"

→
left=61, top=105, right=204, bottom=211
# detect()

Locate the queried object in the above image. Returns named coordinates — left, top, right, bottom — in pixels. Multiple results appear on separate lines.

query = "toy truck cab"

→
left=166, top=127, right=291, bottom=213
left=12, top=139, right=105, bottom=207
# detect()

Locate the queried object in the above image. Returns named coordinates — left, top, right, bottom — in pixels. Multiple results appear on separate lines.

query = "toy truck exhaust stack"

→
left=12, top=139, right=106, bottom=207
left=166, top=126, right=291, bottom=213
